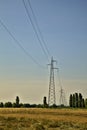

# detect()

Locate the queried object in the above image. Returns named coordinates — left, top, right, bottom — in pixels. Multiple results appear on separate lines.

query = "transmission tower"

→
left=57, top=68, right=67, bottom=106
left=48, top=57, right=57, bottom=106
left=59, top=87, right=67, bottom=106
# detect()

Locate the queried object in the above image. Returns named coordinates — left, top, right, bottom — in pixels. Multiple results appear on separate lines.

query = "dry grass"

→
left=0, top=108, right=87, bottom=130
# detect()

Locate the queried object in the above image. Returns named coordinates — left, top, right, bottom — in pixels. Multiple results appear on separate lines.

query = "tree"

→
left=69, top=94, right=73, bottom=107
left=75, top=93, right=78, bottom=108
left=30, top=104, right=37, bottom=108
left=5, top=102, right=12, bottom=108
left=43, top=96, right=48, bottom=108
left=78, top=93, right=83, bottom=108
left=82, top=98, right=85, bottom=108
left=85, top=98, right=87, bottom=108
left=0, top=102, right=4, bottom=107
left=23, top=103, right=30, bottom=108
left=12, top=103, right=16, bottom=108
left=19, top=103, right=24, bottom=108
left=69, top=93, right=85, bottom=108
left=16, top=96, right=20, bottom=107
left=72, top=94, right=75, bottom=107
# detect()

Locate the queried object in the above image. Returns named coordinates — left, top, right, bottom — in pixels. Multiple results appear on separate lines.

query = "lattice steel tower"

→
left=57, top=69, right=67, bottom=106
left=59, top=87, right=67, bottom=106
left=48, top=57, right=57, bottom=106
left=59, top=87, right=65, bottom=105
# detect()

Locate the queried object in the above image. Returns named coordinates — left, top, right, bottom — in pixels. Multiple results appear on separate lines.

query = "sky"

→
left=0, top=0, right=87, bottom=105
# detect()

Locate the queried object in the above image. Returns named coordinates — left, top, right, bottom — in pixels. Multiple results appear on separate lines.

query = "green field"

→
left=0, top=108, right=87, bottom=130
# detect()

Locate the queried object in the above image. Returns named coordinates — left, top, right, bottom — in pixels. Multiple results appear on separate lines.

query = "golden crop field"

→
left=0, top=108, right=87, bottom=130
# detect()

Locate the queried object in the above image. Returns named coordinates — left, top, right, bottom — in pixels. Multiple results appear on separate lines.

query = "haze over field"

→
left=0, top=0, right=87, bottom=104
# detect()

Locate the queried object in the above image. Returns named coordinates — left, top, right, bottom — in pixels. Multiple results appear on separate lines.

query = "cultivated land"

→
left=0, top=108, right=87, bottom=130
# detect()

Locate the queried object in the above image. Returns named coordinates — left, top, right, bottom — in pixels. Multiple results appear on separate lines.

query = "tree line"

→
left=0, top=96, right=46, bottom=108
left=69, top=93, right=87, bottom=108
left=0, top=96, right=64, bottom=108
left=0, top=96, right=20, bottom=108
left=0, top=94, right=87, bottom=108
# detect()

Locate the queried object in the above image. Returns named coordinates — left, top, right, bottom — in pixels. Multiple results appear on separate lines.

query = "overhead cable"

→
left=22, top=0, right=49, bottom=61
left=28, top=0, right=51, bottom=57
left=0, top=18, right=46, bottom=69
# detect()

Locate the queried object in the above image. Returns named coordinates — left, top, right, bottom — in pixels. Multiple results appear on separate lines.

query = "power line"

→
left=27, top=0, right=51, bottom=57
left=22, top=0, right=49, bottom=61
left=0, top=18, right=46, bottom=69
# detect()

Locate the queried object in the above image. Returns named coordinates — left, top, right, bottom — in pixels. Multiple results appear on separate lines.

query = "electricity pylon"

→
left=48, top=57, right=57, bottom=106
left=59, top=87, right=67, bottom=106
left=57, top=69, right=67, bottom=106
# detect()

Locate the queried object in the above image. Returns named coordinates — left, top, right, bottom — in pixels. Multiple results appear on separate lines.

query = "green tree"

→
left=5, top=102, right=12, bottom=107
left=16, top=96, right=20, bottom=107
left=43, top=96, right=48, bottom=108
left=78, top=93, right=83, bottom=108
left=23, top=103, right=30, bottom=108
left=12, top=102, right=16, bottom=108
left=85, top=98, right=87, bottom=108
left=19, top=103, right=24, bottom=108
left=72, top=94, right=75, bottom=107
left=69, top=94, right=73, bottom=107
left=75, top=93, right=78, bottom=108
left=0, top=102, right=4, bottom=107
left=82, top=98, right=85, bottom=108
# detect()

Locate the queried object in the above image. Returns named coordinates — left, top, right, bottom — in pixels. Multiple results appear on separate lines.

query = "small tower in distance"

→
left=59, top=87, right=67, bottom=106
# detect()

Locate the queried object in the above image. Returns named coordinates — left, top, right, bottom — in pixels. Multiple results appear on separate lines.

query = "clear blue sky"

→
left=0, top=0, right=87, bottom=104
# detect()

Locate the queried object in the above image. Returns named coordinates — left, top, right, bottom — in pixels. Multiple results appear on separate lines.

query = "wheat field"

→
left=0, top=108, right=87, bottom=130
